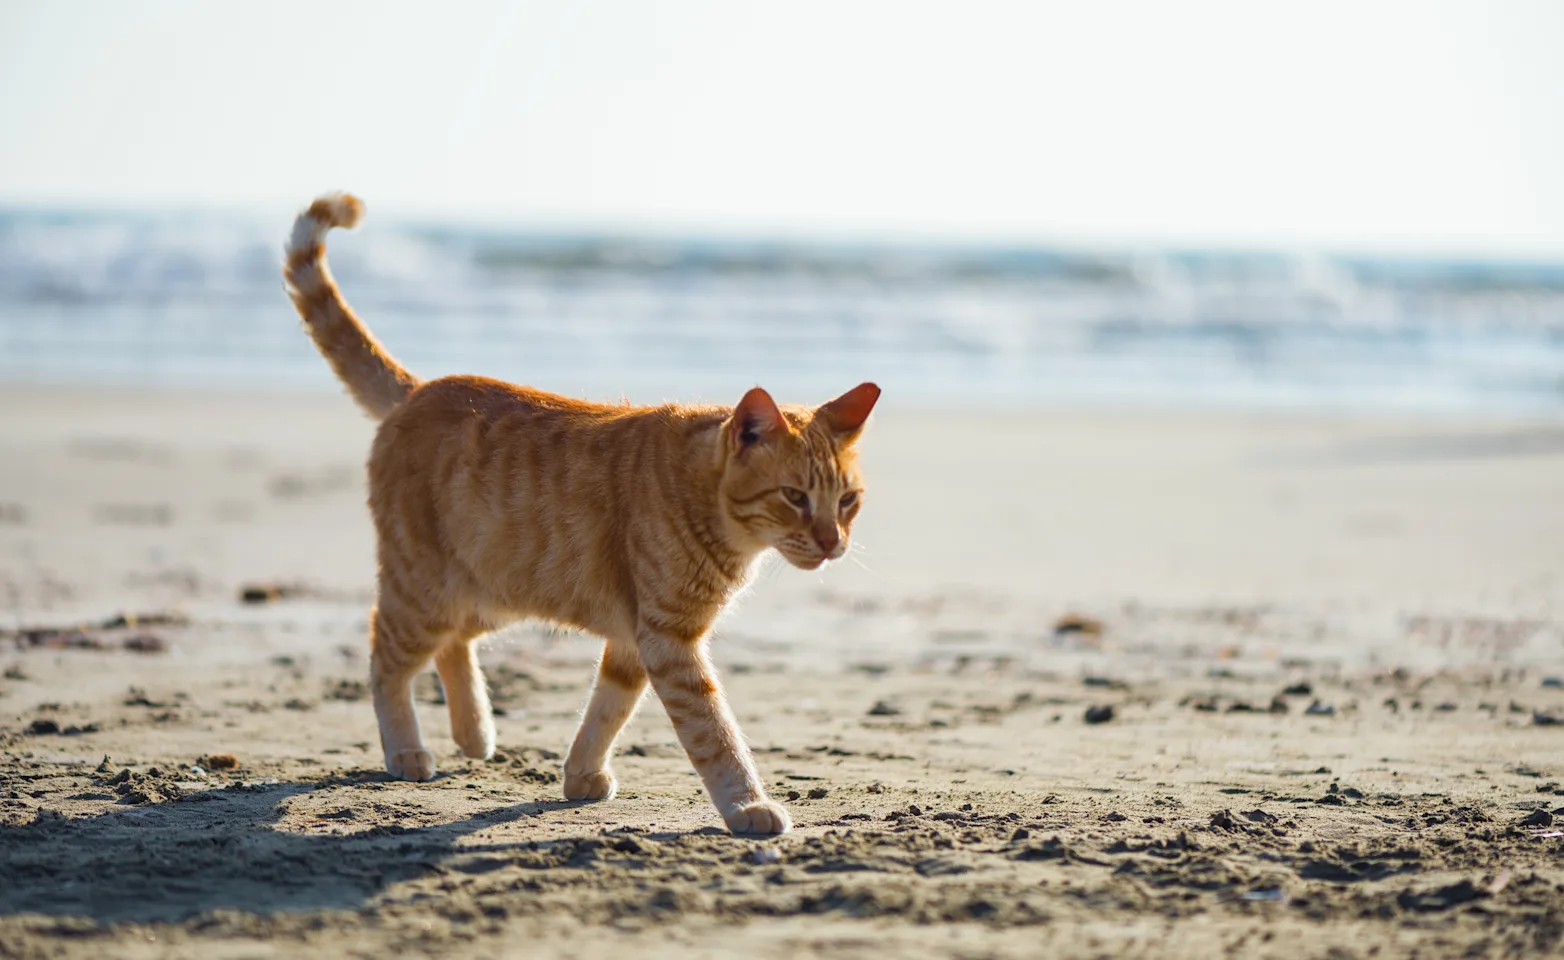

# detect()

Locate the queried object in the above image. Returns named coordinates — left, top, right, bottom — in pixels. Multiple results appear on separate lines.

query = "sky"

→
left=2, top=0, right=1562, bottom=255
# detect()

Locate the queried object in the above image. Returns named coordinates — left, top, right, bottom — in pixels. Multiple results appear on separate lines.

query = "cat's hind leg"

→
left=370, top=606, right=448, bottom=781
left=435, top=635, right=495, bottom=760
left=563, top=640, right=647, bottom=801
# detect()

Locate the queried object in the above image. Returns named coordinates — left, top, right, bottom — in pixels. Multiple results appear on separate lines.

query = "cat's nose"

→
left=813, top=523, right=841, bottom=555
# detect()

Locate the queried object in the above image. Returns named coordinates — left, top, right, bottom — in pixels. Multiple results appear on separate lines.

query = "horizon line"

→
left=4, top=192, right=1564, bottom=266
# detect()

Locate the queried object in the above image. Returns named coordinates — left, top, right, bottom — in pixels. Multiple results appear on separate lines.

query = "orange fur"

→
left=283, top=193, right=879, bottom=835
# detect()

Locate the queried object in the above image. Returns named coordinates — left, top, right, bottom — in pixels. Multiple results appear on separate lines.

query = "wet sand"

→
left=2, top=386, right=1563, bottom=959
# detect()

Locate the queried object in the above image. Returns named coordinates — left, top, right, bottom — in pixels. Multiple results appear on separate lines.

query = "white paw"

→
left=563, top=769, right=617, bottom=801
left=455, top=734, right=495, bottom=761
left=387, top=748, right=437, bottom=781
left=452, top=714, right=497, bottom=760
left=724, top=799, right=792, bottom=836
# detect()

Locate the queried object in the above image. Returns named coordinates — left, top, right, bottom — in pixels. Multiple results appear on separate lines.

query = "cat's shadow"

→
left=0, top=779, right=611, bottom=924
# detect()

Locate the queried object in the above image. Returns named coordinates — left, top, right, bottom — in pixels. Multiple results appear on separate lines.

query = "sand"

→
left=2, top=385, right=1562, bottom=959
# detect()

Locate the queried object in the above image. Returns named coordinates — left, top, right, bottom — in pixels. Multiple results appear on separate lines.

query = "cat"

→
left=283, top=193, right=879, bottom=836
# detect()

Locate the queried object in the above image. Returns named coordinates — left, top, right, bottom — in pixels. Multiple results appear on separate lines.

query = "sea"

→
left=3, top=207, right=1563, bottom=416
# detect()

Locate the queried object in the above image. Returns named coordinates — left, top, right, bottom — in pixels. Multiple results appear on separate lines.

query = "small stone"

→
left=751, top=846, right=782, bottom=865
left=203, top=753, right=239, bottom=771
left=867, top=700, right=901, bottom=716
left=239, top=583, right=290, bottom=604
left=786, top=790, right=801, bottom=801
left=1304, top=700, right=1335, bottom=717
left=1053, top=614, right=1104, bottom=636
left=806, top=787, right=829, bottom=800
left=122, top=634, right=168, bottom=654
left=26, top=718, right=60, bottom=735
left=1520, top=809, right=1554, bottom=827
left=1084, top=705, right=1115, bottom=724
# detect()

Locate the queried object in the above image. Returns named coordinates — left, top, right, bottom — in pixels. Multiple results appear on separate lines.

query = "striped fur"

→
left=284, top=193, right=420, bottom=420
left=282, top=193, right=879, bottom=835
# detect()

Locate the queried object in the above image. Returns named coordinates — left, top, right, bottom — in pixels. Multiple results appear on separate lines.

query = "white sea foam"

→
left=1, top=208, right=1562, bottom=414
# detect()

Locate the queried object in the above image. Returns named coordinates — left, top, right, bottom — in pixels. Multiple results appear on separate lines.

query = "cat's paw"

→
left=453, top=732, right=495, bottom=761
left=563, top=769, right=617, bottom=801
left=724, top=799, right=792, bottom=836
left=387, top=749, right=437, bottom=782
left=450, top=714, right=496, bottom=760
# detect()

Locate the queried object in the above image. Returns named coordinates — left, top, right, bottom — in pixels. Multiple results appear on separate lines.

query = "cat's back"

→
left=365, top=374, right=617, bottom=514
left=371, top=375, right=625, bottom=461
left=381, top=375, right=620, bottom=434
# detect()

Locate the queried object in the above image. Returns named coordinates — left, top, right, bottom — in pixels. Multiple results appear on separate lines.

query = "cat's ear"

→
left=817, top=382, right=881, bottom=440
left=730, top=386, right=788, bottom=450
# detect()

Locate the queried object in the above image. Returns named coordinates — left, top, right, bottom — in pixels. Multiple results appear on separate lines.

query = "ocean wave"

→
left=2, top=208, right=1562, bottom=413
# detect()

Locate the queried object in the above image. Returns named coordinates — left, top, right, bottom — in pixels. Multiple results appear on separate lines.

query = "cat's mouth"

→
left=779, top=550, right=828, bottom=571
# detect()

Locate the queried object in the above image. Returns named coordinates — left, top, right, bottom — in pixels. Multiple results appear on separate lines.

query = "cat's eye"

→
left=838, top=491, right=859, bottom=510
left=781, top=487, right=809, bottom=509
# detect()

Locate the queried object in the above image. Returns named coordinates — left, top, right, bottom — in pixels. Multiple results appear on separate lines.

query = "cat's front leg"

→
left=563, top=641, right=648, bottom=801
left=637, top=623, right=790, bottom=836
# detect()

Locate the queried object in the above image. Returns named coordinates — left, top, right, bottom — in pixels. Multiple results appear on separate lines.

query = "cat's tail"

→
left=283, top=193, right=421, bottom=420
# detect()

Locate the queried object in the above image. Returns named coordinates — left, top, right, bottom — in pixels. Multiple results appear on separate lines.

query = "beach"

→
left=2, top=385, right=1563, bottom=959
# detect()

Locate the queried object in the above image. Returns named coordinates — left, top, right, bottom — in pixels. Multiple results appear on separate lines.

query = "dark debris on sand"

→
left=3, top=612, right=184, bottom=654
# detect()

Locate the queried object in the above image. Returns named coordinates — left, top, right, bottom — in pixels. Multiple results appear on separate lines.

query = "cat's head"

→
left=717, top=382, right=880, bottom=570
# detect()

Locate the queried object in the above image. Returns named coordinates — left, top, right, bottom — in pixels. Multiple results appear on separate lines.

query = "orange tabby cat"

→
left=283, top=193, right=878, bottom=836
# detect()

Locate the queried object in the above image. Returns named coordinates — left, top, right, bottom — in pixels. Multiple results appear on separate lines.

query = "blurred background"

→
left=2, top=0, right=1562, bottom=415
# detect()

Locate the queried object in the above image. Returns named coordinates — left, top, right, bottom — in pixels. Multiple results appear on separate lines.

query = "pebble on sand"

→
left=1053, top=614, right=1104, bottom=637
left=203, top=753, right=240, bottom=770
